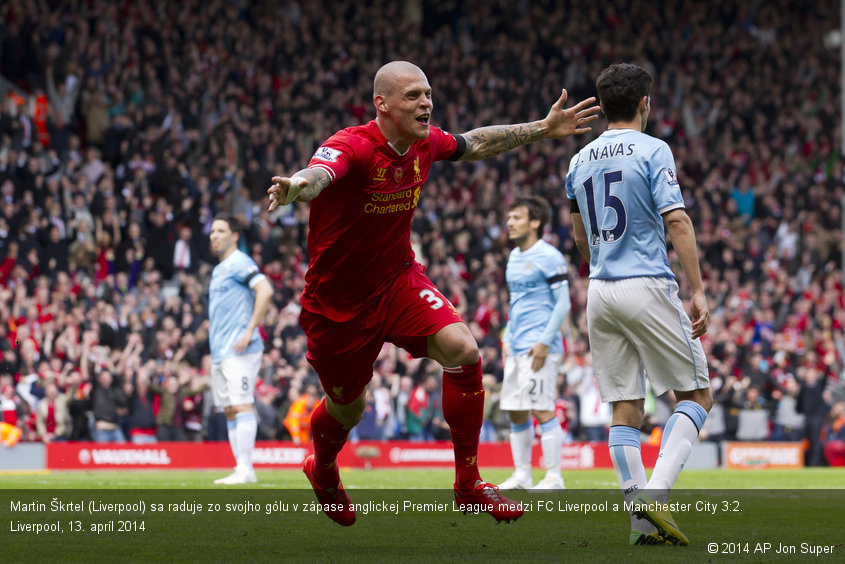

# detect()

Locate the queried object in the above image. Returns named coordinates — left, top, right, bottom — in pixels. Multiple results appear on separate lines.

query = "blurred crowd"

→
left=0, top=0, right=843, bottom=465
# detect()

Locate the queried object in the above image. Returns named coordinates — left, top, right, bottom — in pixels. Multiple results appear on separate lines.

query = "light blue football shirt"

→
left=505, top=240, right=568, bottom=356
left=209, top=249, right=267, bottom=363
left=564, top=129, right=684, bottom=279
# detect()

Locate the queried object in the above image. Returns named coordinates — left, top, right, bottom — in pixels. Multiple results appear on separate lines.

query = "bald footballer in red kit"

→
left=268, top=60, right=599, bottom=526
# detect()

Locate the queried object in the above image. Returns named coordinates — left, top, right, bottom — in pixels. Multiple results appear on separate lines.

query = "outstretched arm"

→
left=459, top=90, right=599, bottom=161
left=267, top=167, right=332, bottom=211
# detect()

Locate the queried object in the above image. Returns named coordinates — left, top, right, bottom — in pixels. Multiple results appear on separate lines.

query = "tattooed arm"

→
left=267, top=167, right=332, bottom=211
left=460, top=89, right=600, bottom=161
left=461, top=122, right=549, bottom=161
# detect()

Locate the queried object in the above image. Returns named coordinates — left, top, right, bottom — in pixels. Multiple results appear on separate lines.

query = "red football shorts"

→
left=300, top=262, right=464, bottom=405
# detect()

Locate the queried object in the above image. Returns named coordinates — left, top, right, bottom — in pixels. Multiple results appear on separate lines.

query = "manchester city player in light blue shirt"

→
left=209, top=214, right=273, bottom=485
left=566, top=63, right=712, bottom=546
left=498, top=195, right=570, bottom=491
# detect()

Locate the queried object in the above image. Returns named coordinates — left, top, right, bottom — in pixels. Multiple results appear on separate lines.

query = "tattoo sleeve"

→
left=460, top=121, right=548, bottom=161
left=291, top=167, right=332, bottom=202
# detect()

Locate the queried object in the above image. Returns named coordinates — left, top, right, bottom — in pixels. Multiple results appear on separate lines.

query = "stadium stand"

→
left=0, top=0, right=843, bottom=465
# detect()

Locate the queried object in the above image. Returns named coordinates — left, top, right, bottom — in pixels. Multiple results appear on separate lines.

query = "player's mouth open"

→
left=416, top=114, right=430, bottom=124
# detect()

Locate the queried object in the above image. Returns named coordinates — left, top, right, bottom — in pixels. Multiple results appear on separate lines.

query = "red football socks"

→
left=442, top=360, right=484, bottom=488
left=309, top=399, right=350, bottom=487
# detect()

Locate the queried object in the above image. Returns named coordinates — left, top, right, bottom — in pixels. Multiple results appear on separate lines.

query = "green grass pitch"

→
left=2, top=468, right=844, bottom=563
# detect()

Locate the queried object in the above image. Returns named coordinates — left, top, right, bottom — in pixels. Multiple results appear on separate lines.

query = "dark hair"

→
left=213, top=213, right=242, bottom=235
left=509, top=195, right=551, bottom=238
left=596, top=63, right=653, bottom=123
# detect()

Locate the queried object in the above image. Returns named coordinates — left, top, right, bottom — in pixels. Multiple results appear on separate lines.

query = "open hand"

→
left=542, top=89, right=601, bottom=139
left=267, top=176, right=307, bottom=211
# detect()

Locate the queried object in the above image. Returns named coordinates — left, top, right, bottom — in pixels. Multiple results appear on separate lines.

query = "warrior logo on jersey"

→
left=662, top=168, right=679, bottom=186
left=313, top=146, right=342, bottom=163
left=373, top=167, right=388, bottom=182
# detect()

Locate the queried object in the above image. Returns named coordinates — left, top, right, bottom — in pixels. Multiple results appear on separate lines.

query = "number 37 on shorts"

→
left=418, top=289, right=460, bottom=317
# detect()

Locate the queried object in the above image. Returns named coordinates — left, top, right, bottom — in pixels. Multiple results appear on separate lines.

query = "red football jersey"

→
left=302, top=120, right=459, bottom=321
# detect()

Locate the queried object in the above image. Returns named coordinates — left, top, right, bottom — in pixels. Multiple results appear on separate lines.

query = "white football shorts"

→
left=211, top=351, right=263, bottom=408
left=587, top=277, right=709, bottom=402
left=500, top=352, right=561, bottom=412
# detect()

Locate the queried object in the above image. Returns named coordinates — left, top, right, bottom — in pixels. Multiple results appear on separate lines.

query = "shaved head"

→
left=373, top=61, right=426, bottom=98
left=372, top=61, right=433, bottom=152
